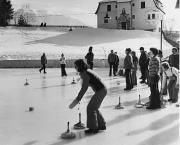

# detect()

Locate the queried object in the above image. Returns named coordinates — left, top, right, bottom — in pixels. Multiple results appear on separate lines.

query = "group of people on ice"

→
left=39, top=46, right=179, bottom=134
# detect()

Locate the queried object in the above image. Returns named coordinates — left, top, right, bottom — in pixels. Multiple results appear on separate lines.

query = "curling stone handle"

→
left=67, top=122, right=70, bottom=133
left=139, top=95, right=141, bottom=103
left=79, top=113, right=81, bottom=123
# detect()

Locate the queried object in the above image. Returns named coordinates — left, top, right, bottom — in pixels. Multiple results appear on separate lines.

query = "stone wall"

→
left=0, top=58, right=124, bottom=68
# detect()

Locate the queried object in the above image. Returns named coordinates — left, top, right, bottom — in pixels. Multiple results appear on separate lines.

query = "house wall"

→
left=97, top=2, right=118, bottom=29
left=131, top=0, right=163, bottom=30
left=117, top=2, right=131, bottom=18
left=96, top=0, right=164, bottom=30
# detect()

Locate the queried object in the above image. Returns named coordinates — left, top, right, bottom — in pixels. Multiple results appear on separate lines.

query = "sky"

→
left=11, top=0, right=179, bottom=27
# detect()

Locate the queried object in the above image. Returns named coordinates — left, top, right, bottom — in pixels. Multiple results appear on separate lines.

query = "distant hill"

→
left=36, top=15, right=85, bottom=26
left=11, top=14, right=85, bottom=26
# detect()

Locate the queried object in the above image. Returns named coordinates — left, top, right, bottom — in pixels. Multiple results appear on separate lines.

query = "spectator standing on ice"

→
left=39, top=53, right=47, bottom=74
left=158, top=50, right=167, bottom=95
left=146, top=48, right=161, bottom=109
left=85, top=46, right=94, bottom=70
left=131, top=51, right=138, bottom=86
left=139, top=47, right=148, bottom=83
left=114, top=52, right=119, bottom=75
left=168, top=47, right=179, bottom=69
left=145, top=52, right=151, bottom=86
left=69, top=59, right=107, bottom=134
left=161, top=62, right=179, bottom=103
left=124, top=48, right=133, bottom=90
left=59, top=53, right=67, bottom=77
left=108, top=50, right=117, bottom=76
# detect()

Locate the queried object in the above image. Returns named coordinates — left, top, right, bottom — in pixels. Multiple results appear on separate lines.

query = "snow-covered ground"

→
left=0, top=26, right=172, bottom=60
left=0, top=68, right=179, bottom=145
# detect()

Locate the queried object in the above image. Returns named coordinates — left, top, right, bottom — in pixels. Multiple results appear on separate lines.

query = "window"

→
left=141, top=2, right=145, bottom=8
left=116, top=16, right=117, bottom=20
left=132, top=3, right=135, bottom=6
left=107, top=5, right=111, bottom=11
left=115, top=5, right=117, bottom=8
left=152, top=14, right=155, bottom=19
left=104, top=19, right=109, bottom=23
left=148, top=14, right=151, bottom=20
left=132, top=15, right=135, bottom=19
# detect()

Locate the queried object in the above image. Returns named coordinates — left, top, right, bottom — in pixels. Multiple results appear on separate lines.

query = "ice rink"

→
left=0, top=68, right=179, bottom=145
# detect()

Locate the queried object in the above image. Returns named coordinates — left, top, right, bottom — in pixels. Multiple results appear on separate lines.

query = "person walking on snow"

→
left=85, top=46, right=94, bottom=70
left=69, top=59, right=107, bottom=134
left=39, top=53, right=47, bottom=74
left=59, top=53, right=67, bottom=77
left=108, top=50, right=117, bottom=76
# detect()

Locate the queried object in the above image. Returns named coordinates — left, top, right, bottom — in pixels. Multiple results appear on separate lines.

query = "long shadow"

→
left=103, top=97, right=149, bottom=109
left=127, top=113, right=179, bottom=136
left=23, top=140, right=38, bottom=145
left=50, top=130, right=104, bottom=145
left=106, top=105, right=161, bottom=127
left=138, top=124, right=179, bottom=145
left=26, top=28, right=152, bottom=47
left=50, top=101, right=161, bottom=145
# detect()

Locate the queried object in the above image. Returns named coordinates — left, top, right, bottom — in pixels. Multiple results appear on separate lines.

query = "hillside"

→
left=0, top=27, right=172, bottom=60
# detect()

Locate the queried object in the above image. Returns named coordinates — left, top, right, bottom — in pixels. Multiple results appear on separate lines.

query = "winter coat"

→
left=139, top=52, right=148, bottom=68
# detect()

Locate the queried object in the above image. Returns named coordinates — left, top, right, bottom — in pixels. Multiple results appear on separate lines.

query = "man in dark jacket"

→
left=168, top=47, right=179, bottom=69
left=39, top=53, right=47, bottom=73
left=85, top=46, right=94, bottom=69
left=124, top=48, right=133, bottom=90
left=108, top=50, right=117, bottom=76
left=139, top=47, right=148, bottom=83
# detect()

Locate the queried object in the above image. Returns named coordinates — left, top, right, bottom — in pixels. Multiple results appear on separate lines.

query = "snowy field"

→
left=0, top=26, right=173, bottom=61
left=0, top=68, right=179, bottom=145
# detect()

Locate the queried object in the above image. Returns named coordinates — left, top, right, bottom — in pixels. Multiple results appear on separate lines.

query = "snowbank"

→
left=0, top=26, right=172, bottom=62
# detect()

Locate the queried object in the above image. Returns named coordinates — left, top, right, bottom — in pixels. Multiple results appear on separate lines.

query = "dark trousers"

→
left=115, top=64, right=119, bottom=74
left=109, top=63, right=116, bottom=76
left=132, top=70, right=137, bottom=86
left=60, top=64, right=67, bottom=76
left=168, top=79, right=179, bottom=102
left=125, top=69, right=133, bottom=89
left=87, top=61, right=93, bottom=70
left=149, top=75, right=161, bottom=108
left=39, top=64, right=46, bottom=73
left=87, top=88, right=107, bottom=129
left=140, top=67, right=146, bottom=82
left=146, top=69, right=150, bottom=85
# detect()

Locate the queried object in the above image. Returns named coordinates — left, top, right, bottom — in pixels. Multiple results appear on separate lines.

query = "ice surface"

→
left=0, top=68, right=179, bottom=145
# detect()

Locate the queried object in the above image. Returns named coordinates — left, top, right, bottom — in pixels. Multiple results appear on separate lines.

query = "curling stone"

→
left=61, top=122, right=76, bottom=139
left=24, top=79, right=29, bottom=86
left=115, top=96, right=124, bottom=109
left=71, top=77, right=76, bottom=84
left=117, top=81, right=120, bottom=85
left=176, top=103, right=179, bottom=107
left=29, top=107, right=34, bottom=111
left=74, top=113, right=85, bottom=129
left=135, top=95, right=145, bottom=108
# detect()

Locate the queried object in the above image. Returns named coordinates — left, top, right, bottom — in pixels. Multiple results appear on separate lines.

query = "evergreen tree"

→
left=0, top=0, right=14, bottom=26
left=18, top=15, right=27, bottom=26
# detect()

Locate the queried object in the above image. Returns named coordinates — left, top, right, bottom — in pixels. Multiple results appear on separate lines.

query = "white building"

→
left=95, top=0, right=165, bottom=30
